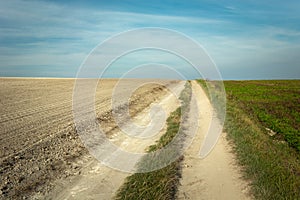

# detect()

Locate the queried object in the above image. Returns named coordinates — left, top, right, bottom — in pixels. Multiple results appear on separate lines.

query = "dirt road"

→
left=44, top=81, right=185, bottom=200
left=178, top=81, right=251, bottom=200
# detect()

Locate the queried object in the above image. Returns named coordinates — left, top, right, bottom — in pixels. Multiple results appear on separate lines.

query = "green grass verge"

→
left=198, top=79, right=300, bottom=199
left=114, top=82, right=192, bottom=200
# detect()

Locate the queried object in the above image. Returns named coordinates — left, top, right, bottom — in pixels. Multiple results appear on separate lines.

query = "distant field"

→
left=225, top=80, right=300, bottom=151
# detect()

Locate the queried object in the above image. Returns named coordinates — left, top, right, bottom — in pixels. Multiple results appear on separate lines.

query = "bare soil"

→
left=0, top=78, right=178, bottom=199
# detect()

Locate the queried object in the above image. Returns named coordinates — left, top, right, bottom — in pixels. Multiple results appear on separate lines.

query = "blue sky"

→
left=0, top=0, right=300, bottom=79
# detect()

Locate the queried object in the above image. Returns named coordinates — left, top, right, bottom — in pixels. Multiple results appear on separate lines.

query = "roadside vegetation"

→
left=198, top=80, right=300, bottom=199
left=115, top=82, right=192, bottom=200
left=226, top=80, right=300, bottom=151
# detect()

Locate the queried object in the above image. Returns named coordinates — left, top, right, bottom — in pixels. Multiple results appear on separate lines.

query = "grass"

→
left=114, top=81, right=192, bottom=200
left=198, top=79, right=300, bottom=199
left=225, top=80, right=300, bottom=151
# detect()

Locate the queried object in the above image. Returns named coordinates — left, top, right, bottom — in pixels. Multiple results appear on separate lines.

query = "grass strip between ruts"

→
left=114, top=81, right=192, bottom=200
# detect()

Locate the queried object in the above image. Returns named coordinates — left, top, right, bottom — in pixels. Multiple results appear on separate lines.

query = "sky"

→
left=0, top=0, right=300, bottom=80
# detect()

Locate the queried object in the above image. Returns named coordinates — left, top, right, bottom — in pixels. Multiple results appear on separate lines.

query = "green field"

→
left=215, top=80, right=300, bottom=199
left=225, top=80, right=300, bottom=151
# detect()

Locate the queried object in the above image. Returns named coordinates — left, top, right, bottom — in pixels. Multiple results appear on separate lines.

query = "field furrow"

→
left=0, top=78, right=175, bottom=199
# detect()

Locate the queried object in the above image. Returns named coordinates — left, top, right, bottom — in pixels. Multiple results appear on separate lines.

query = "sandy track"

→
left=177, top=81, right=251, bottom=200
left=0, top=78, right=178, bottom=199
